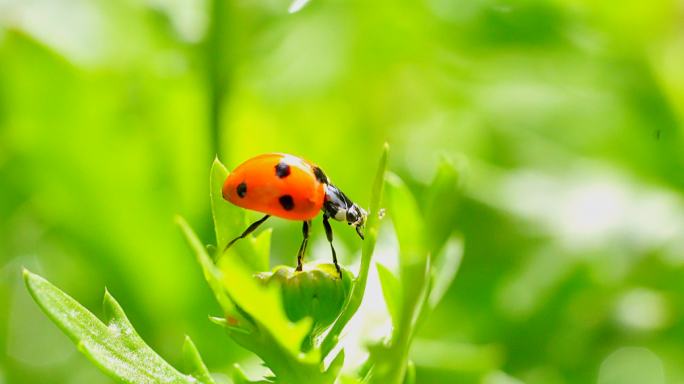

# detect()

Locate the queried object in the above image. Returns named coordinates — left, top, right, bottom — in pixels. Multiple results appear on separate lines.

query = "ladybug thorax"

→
left=323, top=184, right=368, bottom=228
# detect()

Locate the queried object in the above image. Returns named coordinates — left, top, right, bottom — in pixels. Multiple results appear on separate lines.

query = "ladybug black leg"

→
left=296, top=220, right=312, bottom=271
left=218, top=214, right=271, bottom=261
left=323, top=215, right=342, bottom=278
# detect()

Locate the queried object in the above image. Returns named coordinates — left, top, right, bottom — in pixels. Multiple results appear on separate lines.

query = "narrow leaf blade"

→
left=232, top=364, right=271, bottom=384
left=210, top=157, right=241, bottom=251
left=211, top=158, right=269, bottom=271
left=176, top=216, right=253, bottom=331
left=385, top=172, right=425, bottom=264
left=428, top=235, right=463, bottom=308
left=404, top=360, right=416, bottom=384
left=376, top=262, right=403, bottom=327
left=321, top=143, right=389, bottom=359
left=385, top=171, right=428, bottom=313
left=183, top=336, right=218, bottom=384
left=422, top=156, right=464, bottom=256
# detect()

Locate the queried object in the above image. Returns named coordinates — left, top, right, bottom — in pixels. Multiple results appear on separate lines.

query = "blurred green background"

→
left=2, top=0, right=684, bottom=382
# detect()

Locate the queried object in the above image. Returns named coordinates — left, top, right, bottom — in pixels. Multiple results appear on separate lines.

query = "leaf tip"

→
left=76, top=340, right=88, bottom=353
left=22, top=268, right=34, bottom=293
left=384, top=171, right=401, bottom=186
left=182, top=334, right=197, bottom=353
left=22, top=268, right=42, bottom=292
left=232, top=363, right=249, bottom=383
left=174, top=214, right=186, bottom=226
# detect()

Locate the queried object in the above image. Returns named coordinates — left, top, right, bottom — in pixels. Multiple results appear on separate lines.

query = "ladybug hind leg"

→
left=296, top=220, right=313, bottom=272
left=216, top=214, right=271, bottom=262
left=323, top=215, right=342, bottom=278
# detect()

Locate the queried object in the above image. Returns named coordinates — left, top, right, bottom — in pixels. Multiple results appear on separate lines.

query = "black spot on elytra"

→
left=313, top=167, right=328, bottom=184
left=275, top=162, right=291, bottom=178
left=237, top=181, right=247, bottom=198
left=279, top=195, right=295, bottom=211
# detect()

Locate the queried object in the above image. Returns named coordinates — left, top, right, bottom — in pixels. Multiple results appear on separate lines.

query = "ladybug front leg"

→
left=296, top=220, right=313, bottom=271
left=217, top=214, right=271, bottom=261
left=323, top=215, right=342, bottom=277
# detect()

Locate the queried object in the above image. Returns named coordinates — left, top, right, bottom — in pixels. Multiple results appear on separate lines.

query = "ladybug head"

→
left=323, top=184, right=368, bottom=240
left=347, top=203, right=368, bottom=240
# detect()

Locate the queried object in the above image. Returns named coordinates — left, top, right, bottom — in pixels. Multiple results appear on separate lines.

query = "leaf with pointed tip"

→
left=422, top=156, right=464, bottom=256
left=339, top=376, right=364, bottom=384
left=211, top=158, right=270, bottom=271
left=403, top=360, right=416, bottom=384
left=326, top=349, right=346, bottom=379
left=183, top=336, right=219, bottom=384
left=385, top=172, right=425, bottom=267
left=232, top=364, right=271, bottom=384
left=411, top=236, right=463, bottom=340
left=321, top=143, right=389, bottom=359
left=428, top=236, right=463, bottom=308
left=209, top=316, right=251, bottom=334
left=24, top=269, right=209, bottom=384
left=176, top=215, right=254, bottom=332
left=385, top=171, right=428, bottom=312
left=376, top=262, right=403, bottom=327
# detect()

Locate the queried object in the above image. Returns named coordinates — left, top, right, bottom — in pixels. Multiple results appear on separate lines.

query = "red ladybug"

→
left=222, top=153, right=367, bottom=276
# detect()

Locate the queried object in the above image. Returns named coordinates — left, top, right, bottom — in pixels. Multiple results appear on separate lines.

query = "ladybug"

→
left=221, top=153, right=368, bottom=276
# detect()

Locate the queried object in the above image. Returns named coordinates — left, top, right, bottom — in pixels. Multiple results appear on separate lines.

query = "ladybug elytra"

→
left=221, top=153, right=368, bottom=276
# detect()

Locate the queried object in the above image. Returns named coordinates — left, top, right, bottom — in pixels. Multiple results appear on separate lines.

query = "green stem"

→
left=205, top=0, right=231, bottom=159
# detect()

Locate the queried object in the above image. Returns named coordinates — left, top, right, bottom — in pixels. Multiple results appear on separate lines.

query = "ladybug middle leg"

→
left=296, top=220, right=313, bottom=271
left=323, top=214, right=342, bottom=277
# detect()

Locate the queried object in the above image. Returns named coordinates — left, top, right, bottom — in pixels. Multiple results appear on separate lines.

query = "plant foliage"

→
left=23, top=269, right=216, bottom=384
left=23, top=144, right=462, bottom=384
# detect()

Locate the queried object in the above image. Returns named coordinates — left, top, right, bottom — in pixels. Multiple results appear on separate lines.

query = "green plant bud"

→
left=254, top=262, right=353, bottom=335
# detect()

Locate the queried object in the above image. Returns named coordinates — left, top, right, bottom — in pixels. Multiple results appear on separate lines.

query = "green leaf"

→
left=183, top=336, right=219, bottom=384
left=428, top=235, right=463, bottom=308
left=376, top=262, right=403, bottom=327
left=210, top=157, right=270, bottom=272
left=385, top=171, right=428, bottom=312
left=23, top=269, right=208, bottom=384
left=410, top=235, right=464, bottom=341
left=180, top=216, right=337, bottom=383
left=209, top=316, right=251, bottom=334
left=232, top=364, right=271, bottom=384
left=422, top=155, right=464, bottom=256
left=403, top=360, right=416, bottom=384
left=327, top=349, right=346, bottom=378
left=369, top=171, right=432, bottom=384
left=339, top=376, right=364, bottom=384
left=176, top=215, right=253, bottom=331
left=385, top=172, right=426, bottom=266
left=210, top=156, right=241, bottom=250
left=321, top=142, right=389, bottom=359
